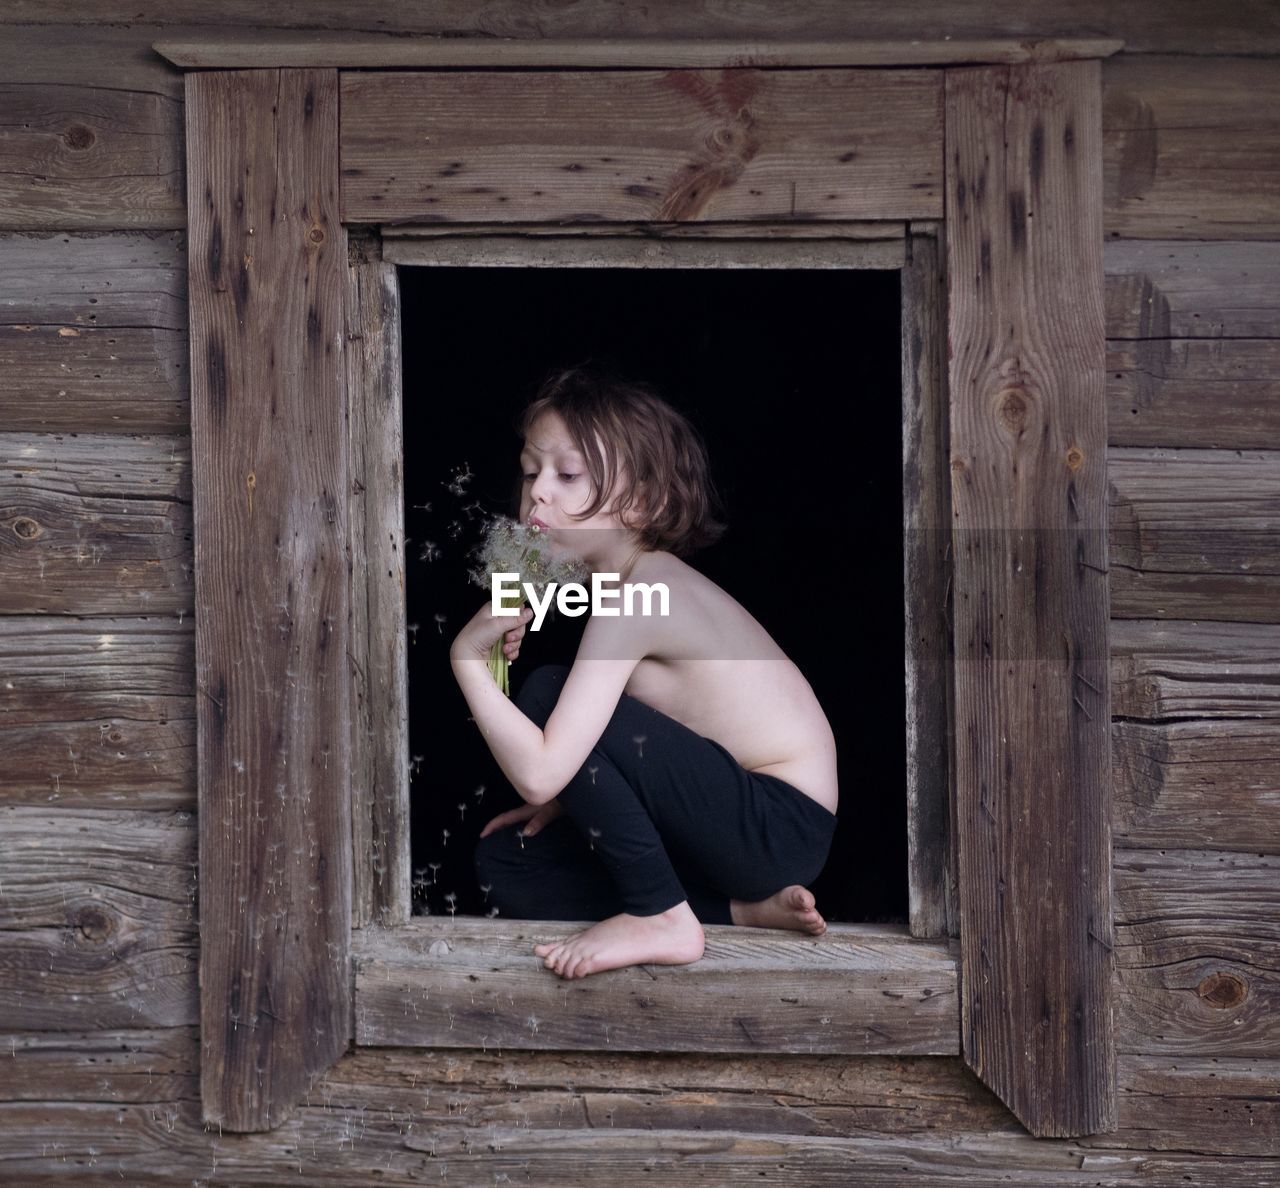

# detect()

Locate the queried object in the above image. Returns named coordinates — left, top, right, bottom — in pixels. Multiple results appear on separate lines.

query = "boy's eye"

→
left=521, top=473, right=579, bottom=482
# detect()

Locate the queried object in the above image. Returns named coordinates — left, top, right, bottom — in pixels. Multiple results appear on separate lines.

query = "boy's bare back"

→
left=616, top=550, right=839, bottom=814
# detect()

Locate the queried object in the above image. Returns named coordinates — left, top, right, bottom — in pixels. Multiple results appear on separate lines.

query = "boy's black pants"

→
left=474, top=664, right=837, bottom=924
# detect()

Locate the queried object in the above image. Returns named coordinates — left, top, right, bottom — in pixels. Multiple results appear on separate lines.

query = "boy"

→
left=451, top=363, right=839, bottom=979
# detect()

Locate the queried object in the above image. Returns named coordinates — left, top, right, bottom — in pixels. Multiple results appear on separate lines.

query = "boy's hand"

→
left=479, top=799, right=564, bottom=839
left=451, top=602, right=534, bottom=663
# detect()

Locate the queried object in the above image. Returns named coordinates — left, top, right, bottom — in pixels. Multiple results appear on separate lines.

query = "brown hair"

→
left=513, top=361, right=728, bottom=558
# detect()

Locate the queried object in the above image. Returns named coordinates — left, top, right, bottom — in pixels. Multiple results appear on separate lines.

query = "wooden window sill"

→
left=353, top=919, right=958, bottom=1055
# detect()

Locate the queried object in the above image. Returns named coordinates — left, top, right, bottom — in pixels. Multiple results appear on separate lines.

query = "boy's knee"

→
left=513, top=663, right=569, bottom=726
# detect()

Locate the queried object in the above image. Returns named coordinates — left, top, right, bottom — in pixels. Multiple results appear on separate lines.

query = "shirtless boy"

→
left=450, top=364, right=839, bottom=979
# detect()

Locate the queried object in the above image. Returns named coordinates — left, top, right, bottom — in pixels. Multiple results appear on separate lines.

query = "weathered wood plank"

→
left=1114, top=849, right=1280, bottom=1059
left=1103, top=57, right=1280, bottom=240
left=0, top=616, right=194, bottom=808
left=0, top=85, right=183, bottom=232
left=1105, top=241, right=1280, bottom=341
left=383, top=219, right=911, bottom=240
left=901, top=229, right=955, bottom=940
left=0, top=434, right=192, bottom=616
left=4, top=1098, right=1280, bottom=1185
left=354, top=921, right=959, bottom=1055
left=1092, top=1054, right=1280, bottom=1157
left=0, top=232, right=189, bottom=433
left=382, top=234, right=906, bottom=270
left=945, top=61, right=1114, bottom=1137
left=1110, top=620, right=1280, bottom=720
left=1108, top=448, right=1280, bottom=624
left=186, top=67, right=352, bottom=1133
left=3, top=3, right=1278, bottom=56
left=0, top=1028, right=199, bottom=1104
left=0, top=24, right=184, bottom=96
left=1113, top=719, right=1280, bottom=852
left=1107, top=338, right=1280, bottom=450
left=346, top=254, right=410, bottom=929
left=0, top=807, right=197, bottom=1031
left=340, top=70, right=943, bottom=224
left=158, top=35, right=1122, bottom=68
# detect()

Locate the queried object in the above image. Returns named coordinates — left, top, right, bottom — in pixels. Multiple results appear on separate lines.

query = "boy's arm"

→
left=451, top=611, right=651, bottom=806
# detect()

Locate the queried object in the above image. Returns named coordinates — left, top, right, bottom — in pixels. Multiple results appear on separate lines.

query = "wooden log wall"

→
left=0, top=4, right=1276, bottom=1180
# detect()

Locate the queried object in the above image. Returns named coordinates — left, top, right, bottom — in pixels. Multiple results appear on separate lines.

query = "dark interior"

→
left=399, top=263, right=906, bottom=924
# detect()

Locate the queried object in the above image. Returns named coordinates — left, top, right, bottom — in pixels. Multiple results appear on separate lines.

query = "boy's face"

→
left=518, top=409, right=640, bottom=560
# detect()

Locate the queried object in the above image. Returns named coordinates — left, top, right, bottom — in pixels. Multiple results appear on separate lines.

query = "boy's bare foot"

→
left=533, top=901, right=705, bottom=979
left=730, top=885, right=827, bottom=935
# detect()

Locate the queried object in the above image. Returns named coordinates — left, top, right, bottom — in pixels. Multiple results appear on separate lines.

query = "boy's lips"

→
left=529, top=514, right=550, bottom=530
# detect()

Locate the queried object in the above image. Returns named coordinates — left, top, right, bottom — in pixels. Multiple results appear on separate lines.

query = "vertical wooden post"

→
left=186, top=69, right=352, bottom=1131
left=945, top=60, right=1116, bottom=1136
left=346, top=241, right=410, bottom=928
left=902, top=226, right=958, bottom=940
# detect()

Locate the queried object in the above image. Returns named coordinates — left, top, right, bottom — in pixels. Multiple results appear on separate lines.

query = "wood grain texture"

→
left=901, top=229, right=956, bottom=940
left=156, top=34, right=1122, bottom=69
left=0, top=807, right=197, bottom=1031
left=945, top=60, right=1114, bottom=1137
left=381, top=234, right=906, bottom=270
left=1114, top=849, right=1280, bottom=1059
left=2, top=2, right=1278, bottom=55
left=340, top=69, right=943, bottom=225
left=1113, top=719, right=1280, bottom=852
left=1103, top=57, right=1280, bottom=241
left=4, top=1098, right=1280, bottom=1184
left=354, top=921, right=959, bottom=1055
left=346, top=254, right=410, bottom=929
left=1098, top=1054, right=1280, bottom=1158
left=1107, top=338, right=1280, bottom=450
left=0, top=85, right=183, bottom=232
left=1108, top=448, right=1280, bottom=624
left=0, top=433, right=192, bottom=616
left=1105, top=241, right=1280, bottom=341
left=186, top=68, right=352, bottom=1132
left=1110, top=619, right=1280, bottom=720
left=1104, top=240, right=1280, bottom=450
left=0, top=232, right=189, bottom=433
left=0, top=616, right=194, bottom=809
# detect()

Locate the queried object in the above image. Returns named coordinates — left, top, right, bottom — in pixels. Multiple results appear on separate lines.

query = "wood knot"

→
left=997, top=387, right=1030, bottom=433
left=12, top=516, right=41, bottom=540
left=308, top=226, right=326, bottom=245
left=950, top=457, right=967, bottom=473
left=1196, top=970, right=1247, bottom=1009
left=62, top=124, right=96, bottom=151
left=1066, top=446, right=1085, bottom=471
left=73, top=906, right=113, bottom=943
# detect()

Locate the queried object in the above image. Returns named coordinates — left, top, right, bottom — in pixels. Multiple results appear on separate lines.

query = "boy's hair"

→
left=513, top=361, right=728, bottom=558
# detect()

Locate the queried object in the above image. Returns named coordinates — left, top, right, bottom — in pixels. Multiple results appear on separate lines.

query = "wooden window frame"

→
left=175, top=44, right=1117, bottom=1140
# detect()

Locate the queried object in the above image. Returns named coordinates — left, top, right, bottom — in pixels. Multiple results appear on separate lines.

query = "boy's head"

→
left=513, top=362, right=727, bottom=558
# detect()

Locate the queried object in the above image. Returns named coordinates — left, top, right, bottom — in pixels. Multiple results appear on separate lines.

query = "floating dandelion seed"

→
left=428, top=862, right=442, bottom=885
left=447, top=520, right=463, bottom=539
left=441, top=828, right=451, bottom=847
left=632, top=734, right=647, bottom=758
left=461, top=500, right=487, bottom=521
left=479, top=882, right=492, bottom=901
left=587, top=765, right=599, bottom=786
left=456, top=802, right=467, bottom=820
left=442, top=462, right=474, bottom=497
left=486, top=906, right=500, bottom=918
left=473, top=784, right=486, bottom=803
left=433, top=613, right=447, bottom=634
left=418, top=541, right=441, bottom=563
left=407, top=622, right=420, bottom=643
left=445, top=892, right=458, bottom=918
left=411, top=501, right=433, bottom=512
left=587, top=826, right=602, bottom=851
